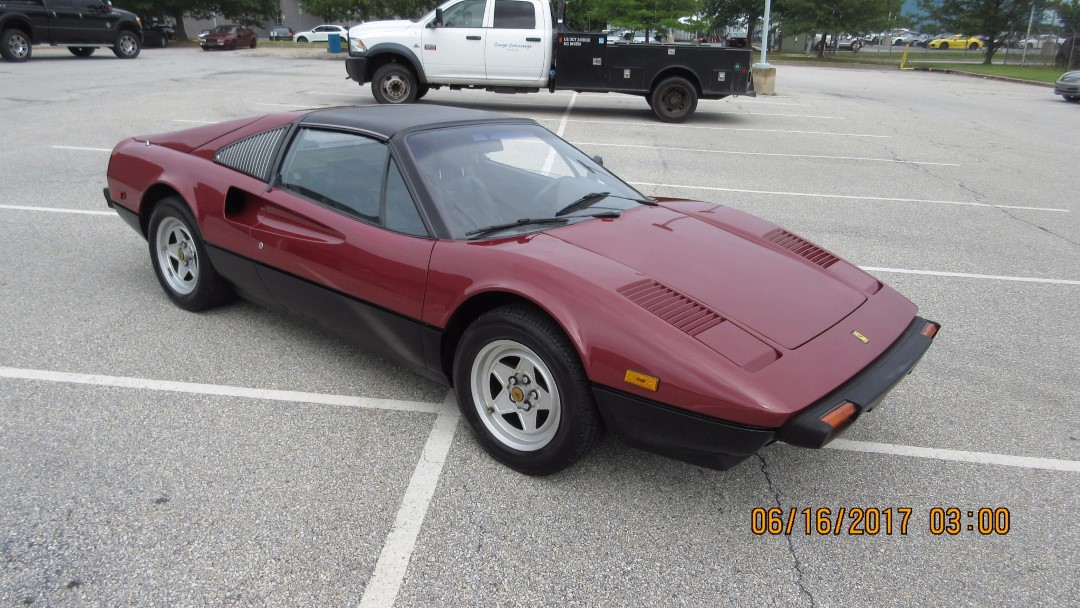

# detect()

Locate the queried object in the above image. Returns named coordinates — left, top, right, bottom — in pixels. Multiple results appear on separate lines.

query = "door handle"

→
left=466, top=35, right=481, bottom=40
left=526, top=37, right=541, bottom=42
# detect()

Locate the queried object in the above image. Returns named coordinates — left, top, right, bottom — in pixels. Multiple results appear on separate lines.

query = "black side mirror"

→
left=592, top=155, right=604, bottom=166
left=433, top=8, right=444, bottom=27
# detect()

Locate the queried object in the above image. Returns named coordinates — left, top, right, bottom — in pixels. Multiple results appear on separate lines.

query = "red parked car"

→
left=103, top=106, right=938, bottom=475
left=200, top=25, right=256, bottom=50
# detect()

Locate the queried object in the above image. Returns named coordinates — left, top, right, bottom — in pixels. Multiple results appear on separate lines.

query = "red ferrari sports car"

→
left=104, top=105, right=938, bottom=475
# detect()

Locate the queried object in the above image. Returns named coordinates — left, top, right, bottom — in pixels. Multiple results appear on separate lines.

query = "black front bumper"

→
left=345, top=56, right=368, bottom=84
left=593, top=316, right=939, bottom=470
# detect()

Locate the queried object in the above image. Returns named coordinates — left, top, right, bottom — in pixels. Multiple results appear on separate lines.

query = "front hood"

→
left=550, top=206, right=866, bottom=349
left=351, top=20, right=415, bottom=36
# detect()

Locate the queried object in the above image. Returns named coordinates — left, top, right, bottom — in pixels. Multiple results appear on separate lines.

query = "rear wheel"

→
left=250, top=37, right=257, bottom=49
left=296, top=36, right=308, bottom=43
left=372, top=63, right=418, bottom=104
left=1, top=28, right=32, bottom=62
left=68, top=46, right=95, bottom=57
left=112, top=30, right=140, bottom=58
left=939, top=42, right=949, bottom=50
left=453, top=305, right=602, bottom=475
left=649, top=76, right=697, bottom=123
left=968, top=42, right=979, bottom=50
left=148, top=197, right=233, bottom=311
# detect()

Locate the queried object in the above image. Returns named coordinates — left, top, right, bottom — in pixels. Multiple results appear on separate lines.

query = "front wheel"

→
left=371, top=63, right=418, bottom=104
left=1, top=28, right=32, bottom=62
left=250, top=37, right=257, bottom=49
left=112, top=30, right=140, bottom=58
left=453, top=305, right=602, bottom=475
left=148, top=197, right=233, bottom=311
left=68, top=46, right=95, bottom=57
left=939, top=42, right=949, bottom=50
left=968, top=42, right=979, bottom=50
left=649, top=76, right=698, bottom=123
left=1065, top=95, right=1080, bottom=102
left=296, top=36, right=308, bottom=43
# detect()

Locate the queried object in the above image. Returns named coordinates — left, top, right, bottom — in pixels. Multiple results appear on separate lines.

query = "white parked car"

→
left=294, top=24, right=348, bottom=43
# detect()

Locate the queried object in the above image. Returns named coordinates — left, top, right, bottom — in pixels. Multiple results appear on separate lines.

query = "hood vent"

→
left=619, top=280, right=724, bottom=336
left=764, top=228, right=838, bottom=268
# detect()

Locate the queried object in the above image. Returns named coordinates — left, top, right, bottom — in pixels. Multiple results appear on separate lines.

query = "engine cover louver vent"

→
left=763, top=228, right=839, bottom=268
left=215, top=127, right=288, bottom=182
left=618, top=280, right=724, bottom=336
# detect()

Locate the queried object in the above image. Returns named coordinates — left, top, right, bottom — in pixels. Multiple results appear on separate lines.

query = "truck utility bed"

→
left=553, top=34, right=755, bottom=100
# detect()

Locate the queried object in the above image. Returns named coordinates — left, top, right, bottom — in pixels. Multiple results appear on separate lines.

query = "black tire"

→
left=201, top=46, right=210, bottom=51
left=68, top=46, right=96, bottom=57
left=415, top=85, right=430, bottom=100
left=148, top=197, right=233, bottom=312
left=250, top=36, right=257, bottom=49
left=371, top=63, right=419, bottom=104
left=1, top=28, right=32, bottom=62
left=939, top=42, right=949, bottom=50
left=649, top=76, right=697, bottom=123
left=968, top=42, right=979, bottom=50
left=112, top=30, right=140, bottom=58
left=160, top=36, right=168, bottom=48
left=852, top=41, right=862, bottom=52
left=453, top=305, right=602, bottom=475
left=296, top=36, right=308, bottom=43
left=1065, top=95, right=1080, bottom=102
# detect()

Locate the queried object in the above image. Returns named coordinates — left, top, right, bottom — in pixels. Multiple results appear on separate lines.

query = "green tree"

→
left=123, top=0, right=280, bottom=38
left=776, top=0, right=891, bottom=56
left=916, top=0, right=1034, bottom=63
left=1054, top=0, right=1080, bottom=33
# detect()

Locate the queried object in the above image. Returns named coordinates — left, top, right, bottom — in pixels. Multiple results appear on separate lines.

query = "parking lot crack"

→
left=757, top=454, right=816, bottom=608
left=954, top=180, right=1080, bottom=248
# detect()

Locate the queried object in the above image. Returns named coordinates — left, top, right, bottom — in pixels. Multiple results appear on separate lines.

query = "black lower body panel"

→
left=592, top=386, right=775, bottom=471
left=104, top=187, right=142, bottom=235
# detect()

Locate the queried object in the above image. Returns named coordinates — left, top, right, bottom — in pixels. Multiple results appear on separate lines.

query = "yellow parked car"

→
left=928, top=35, right=983, bottom=50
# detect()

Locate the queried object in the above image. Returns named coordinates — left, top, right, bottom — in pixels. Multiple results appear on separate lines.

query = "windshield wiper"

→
left=466, top=217, right=569, bottom=238
left=556, top=192, right=657, bottom=217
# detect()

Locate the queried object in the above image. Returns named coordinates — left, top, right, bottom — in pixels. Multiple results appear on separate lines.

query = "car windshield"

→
left=210, top=26, right=235, bottom=34
left=406, top=124, right=650, bottom=239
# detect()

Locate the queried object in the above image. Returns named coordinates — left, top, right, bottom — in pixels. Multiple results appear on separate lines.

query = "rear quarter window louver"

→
left=214, top=127, right=288, bottom=181
left=763, top=228, right=839, bottom=268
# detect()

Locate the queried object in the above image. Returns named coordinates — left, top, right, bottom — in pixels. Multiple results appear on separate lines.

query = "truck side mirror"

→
left=433, top=8, right=444, bottom=27
left=592, top=155, right=604, bottom=166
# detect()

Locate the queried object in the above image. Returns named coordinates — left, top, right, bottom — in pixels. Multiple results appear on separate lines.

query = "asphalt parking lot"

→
left=1, top=46, right=1078, bottom=607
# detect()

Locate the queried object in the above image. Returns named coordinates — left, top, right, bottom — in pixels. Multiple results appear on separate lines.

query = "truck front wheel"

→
left=372, top=63, right=418, bottom=104
left=650, top=76, right=697, bottom=123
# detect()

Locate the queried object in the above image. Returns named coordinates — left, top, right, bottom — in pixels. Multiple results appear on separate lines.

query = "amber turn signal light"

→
left=820, top=402, right=857, bottom=429
left=921, top=322, right=939, bottom=338
left=624, top=370, right=660, bottom=392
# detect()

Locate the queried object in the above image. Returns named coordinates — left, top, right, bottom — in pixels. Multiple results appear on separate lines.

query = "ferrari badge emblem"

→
left=852, top=331, right=869, bottom=344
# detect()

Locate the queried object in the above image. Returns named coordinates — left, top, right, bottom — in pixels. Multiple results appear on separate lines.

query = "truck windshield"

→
left=406, top=124, right=650, bottom=239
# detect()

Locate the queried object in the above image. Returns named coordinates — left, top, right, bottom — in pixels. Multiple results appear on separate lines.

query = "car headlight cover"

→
left=349, top=36, right=366, bottom=53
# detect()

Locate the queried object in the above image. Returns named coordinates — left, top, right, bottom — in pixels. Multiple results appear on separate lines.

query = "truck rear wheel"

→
left=372, top=63, right=418, bottom=104
left=2, top=28, right=32, bottom=62
left=650, top=76, right=697, bottom=123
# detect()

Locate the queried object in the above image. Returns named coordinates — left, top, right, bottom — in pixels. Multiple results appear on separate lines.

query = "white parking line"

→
left=630, top=182, right=1070, bottom=213
left=826, top=439, right=1080, bottom=472
left=543, top=118, right=889, bottom=138
left=360, top=391, right=459, bottom=608
left=50, top=145, right=111, bottom=152
left=860, top=267, right=1080, bottom=286
left=577, top=142, right=958, bottom=166
left=0, top=204, right=112, bottom=216
left=0, top=367, right=443, bottom=414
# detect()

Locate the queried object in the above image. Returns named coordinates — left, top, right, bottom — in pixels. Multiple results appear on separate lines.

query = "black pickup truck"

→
left=1, top=0, right=143, bottom=61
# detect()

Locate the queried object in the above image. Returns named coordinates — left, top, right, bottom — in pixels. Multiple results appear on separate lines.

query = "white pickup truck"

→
left=344, top=0, right=755, bottom=122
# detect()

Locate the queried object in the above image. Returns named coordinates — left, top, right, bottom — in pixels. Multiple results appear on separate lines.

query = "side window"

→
left=493, top=0, right=535, bottom=29
left=279, top=129, right=387, bottom=223
left=384, top=160, right=428, bottom=237
left=442, top=0, right=487, bottom=28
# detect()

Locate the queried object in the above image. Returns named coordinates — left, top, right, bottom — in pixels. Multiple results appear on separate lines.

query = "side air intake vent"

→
left=763, top=228, right=838, bottom=268
left=618, top=280, right=724, bottom=336
left=215, top=127, right=288, bottom=182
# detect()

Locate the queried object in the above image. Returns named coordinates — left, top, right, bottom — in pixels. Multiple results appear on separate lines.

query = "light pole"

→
left=755, top=0, right=773, bottom=68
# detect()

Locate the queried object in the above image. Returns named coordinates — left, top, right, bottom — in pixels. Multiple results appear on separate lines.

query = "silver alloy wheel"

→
left=8, top=32, right=29, bottom=59
left=470, top=339, right=561, bottom=451
left=155, top=216, right=200, bottom=295
left=380, top=73, right=410, bottom=103
left=117, top=33, right=138, bottom=56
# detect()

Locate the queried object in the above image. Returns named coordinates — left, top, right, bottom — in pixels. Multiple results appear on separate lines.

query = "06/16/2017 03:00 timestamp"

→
left=750, top=507, right=1012, bottom=536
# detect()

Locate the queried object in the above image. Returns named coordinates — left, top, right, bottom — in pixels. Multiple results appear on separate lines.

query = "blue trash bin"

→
left=327, top=33, right=342, bottom=53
